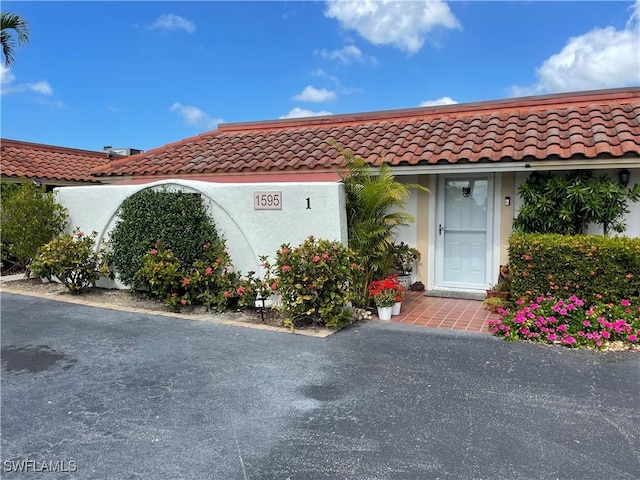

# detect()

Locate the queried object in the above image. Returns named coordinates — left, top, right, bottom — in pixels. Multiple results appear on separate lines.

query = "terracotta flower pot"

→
left=486, top=290, right=510, bottom=300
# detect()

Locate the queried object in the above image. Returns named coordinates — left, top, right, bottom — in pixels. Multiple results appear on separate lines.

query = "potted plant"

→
left=482, top=296, right=508, bottom=313
left=369, top=276, right=403, bottom=321
left=392, top=242, right=421, bottom=289
left=392, top=242, right=421, bottom=275
left=388, top=273, right=406, bottom=315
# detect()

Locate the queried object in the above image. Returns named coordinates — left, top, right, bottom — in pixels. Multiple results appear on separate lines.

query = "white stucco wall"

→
left=55, top=179, right=348, bottom=288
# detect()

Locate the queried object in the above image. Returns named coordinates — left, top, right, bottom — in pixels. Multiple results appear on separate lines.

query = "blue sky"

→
left=1, top=1, right=639, bottom=152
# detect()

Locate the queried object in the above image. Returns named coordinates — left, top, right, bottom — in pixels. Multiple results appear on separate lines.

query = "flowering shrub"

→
left=135, top=239, right=240, bottom=310
left=275, top=236, right=356, bottom=329
left=30, top=229, right=109, bottom=294
left=369, top=275, right=404, bottom=307
left=488, top=296, right=640, bottom=349
left=232, top=256, right=278, bottom=308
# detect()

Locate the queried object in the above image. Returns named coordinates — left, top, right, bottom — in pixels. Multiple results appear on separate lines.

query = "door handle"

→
left=439, top=224, right=444, bottom=235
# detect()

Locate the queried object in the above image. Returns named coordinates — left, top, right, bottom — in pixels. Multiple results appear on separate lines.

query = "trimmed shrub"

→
left=274, top=236, right=357, bottom=329
left=0, top=182, right=68, bottom=273
left=30, top=228, right=109, bottom=294
left=509, top=233, right=640, bottom=304
left=108, top=188, right=218, bottom=289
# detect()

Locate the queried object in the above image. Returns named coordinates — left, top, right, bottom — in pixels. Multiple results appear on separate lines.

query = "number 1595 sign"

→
left=254, top=191, right=282, bottom=210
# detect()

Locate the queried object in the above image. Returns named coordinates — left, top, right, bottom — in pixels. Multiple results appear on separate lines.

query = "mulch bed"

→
left=0, top=278, right=347, bottom=333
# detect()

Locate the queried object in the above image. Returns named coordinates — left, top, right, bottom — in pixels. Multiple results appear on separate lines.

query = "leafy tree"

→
left=339, top=148, right=428, bottom=306
left=1, top=12, right=30, bottom=67
left=514, top=171, right=640, bottom=236
left=0, top=182, right=68, bottom=274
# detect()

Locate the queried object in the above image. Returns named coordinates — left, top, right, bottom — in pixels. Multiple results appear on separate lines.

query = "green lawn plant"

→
left=30, top=228, right=109, bottom=294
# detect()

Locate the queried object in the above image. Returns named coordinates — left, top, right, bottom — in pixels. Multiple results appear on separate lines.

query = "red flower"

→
left=312, top=255, right=320, bottom=263
left=223, top=291, right=232, bottom=298
left=150, top=249, right=158, bottom=255
left=282, top=265, right=291, bottom=272
left=236, top=286, right=246, bottom=295
left=205, top=267, right=213, bottom=276
left=181, top=299, right=187, bottom=305
left=270, top=282, right=278, bottom=290
left=183, top=277, right=191, bottom=286
left=76, top=231, right=84, bottom=238
left=281, top=247, right=290, bottom=254
left=321, top=253, right=330, bottom=260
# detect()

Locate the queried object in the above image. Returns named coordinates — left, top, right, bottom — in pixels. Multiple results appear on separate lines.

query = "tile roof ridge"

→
left=91, top=129, right=224, bottom=174
left=0, top=138, right=126, bottom=158
left=217, top=86, right=640, bottom=134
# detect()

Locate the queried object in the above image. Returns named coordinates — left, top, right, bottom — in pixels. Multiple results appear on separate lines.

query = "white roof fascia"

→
left=389, top=156, right=639, bottom=176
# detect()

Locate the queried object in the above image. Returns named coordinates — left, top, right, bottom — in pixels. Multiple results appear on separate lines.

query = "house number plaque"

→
left=254, top=191, right=282, bottom=210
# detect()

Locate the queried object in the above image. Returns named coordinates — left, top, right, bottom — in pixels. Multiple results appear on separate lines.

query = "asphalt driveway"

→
left=1, top=292, right=639, bottom=479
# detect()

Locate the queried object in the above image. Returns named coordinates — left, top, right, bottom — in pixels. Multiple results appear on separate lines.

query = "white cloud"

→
left=0, top=65, right=15, bottom=85
left=0, top=65, right=55, bottom=98
left=315, top=44, right=377, bottom=64
left=311, top=68, right=363, bottom=95
left=27, top=81, right=53, bottom=96
left=34, top=97, right=66, bottom=109
left=169, top=102, right=222, bottom=129
left=279, top=107, right=333, bottom=119
left=324, top=0, right=460, bottom=54
left=149, top=14, right=196, bottom=34
left=292, top=85, right=337, bottom=102
left=510, top=1, right=640, bottom=95
left=419, top=96, right=457, bottom=107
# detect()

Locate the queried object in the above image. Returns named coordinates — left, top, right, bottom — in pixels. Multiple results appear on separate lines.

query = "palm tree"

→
left=339, top=148, right=429, bottom=306
left=1, top=12, right=30, bottom=68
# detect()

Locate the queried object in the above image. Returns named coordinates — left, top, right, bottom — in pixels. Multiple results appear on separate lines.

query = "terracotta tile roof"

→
left=93, top=87, right=640, bottom=179
left=1, top=139, right=124, bottom=184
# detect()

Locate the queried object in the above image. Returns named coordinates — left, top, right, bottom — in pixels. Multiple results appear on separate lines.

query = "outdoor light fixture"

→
left=618, top=169, right=631, bottom=187
left=528, top=171, right=542, bottom=185
left=462, top=186, right=471, bottom=197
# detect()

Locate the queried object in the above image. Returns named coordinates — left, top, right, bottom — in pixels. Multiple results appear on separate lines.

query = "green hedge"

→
left=108, top=188, right=219, bottom=289
left=509, top=233, right=640, bottom=303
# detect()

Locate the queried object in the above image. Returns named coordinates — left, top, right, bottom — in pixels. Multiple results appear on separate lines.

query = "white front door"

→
left=436, top=175, right=493, bottom=290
